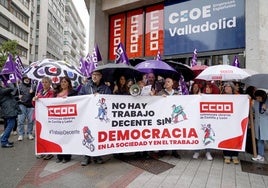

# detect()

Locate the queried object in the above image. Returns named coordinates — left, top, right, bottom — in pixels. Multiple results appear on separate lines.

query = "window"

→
left=0, top=14, right=9, bottom=30
left=36, top=20, right=39, bottom=29
left=0, top=0, right=8, bottom=8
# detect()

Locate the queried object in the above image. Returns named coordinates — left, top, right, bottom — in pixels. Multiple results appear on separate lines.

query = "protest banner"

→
left=35, top=94, right=249, bottom=156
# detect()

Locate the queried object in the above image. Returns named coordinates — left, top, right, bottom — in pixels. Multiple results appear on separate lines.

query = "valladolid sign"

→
left=164, top=0, right=245, bottom=55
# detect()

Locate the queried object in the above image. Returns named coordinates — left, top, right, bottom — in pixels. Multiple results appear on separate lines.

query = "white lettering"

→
left=168, top=5, right=212, bottom=24
left=169, top=17, right=236, bottom=36
left=113, top=19, right=122, bottom=56
left=130, top=15, right=139, bottom=53
left=149, top=11, right=159, bottom=51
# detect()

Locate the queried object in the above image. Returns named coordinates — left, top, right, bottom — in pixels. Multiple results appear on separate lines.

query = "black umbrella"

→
left=166, top=61, right=195, bottom=82
left=93, top=63, right=142, bottom=82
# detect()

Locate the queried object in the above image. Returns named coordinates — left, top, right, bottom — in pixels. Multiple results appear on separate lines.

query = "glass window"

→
left=212, top=54, right=245, bottom=68
left=0, top=14, right=9, bottom=29
left=37, top=5, right=40, bottom=14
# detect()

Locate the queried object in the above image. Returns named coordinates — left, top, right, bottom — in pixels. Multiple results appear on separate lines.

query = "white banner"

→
left=35, top=94, right=249, bottom=156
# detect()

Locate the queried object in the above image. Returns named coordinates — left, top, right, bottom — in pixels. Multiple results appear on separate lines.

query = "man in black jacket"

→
left=78, top=70, right=111, bottom=166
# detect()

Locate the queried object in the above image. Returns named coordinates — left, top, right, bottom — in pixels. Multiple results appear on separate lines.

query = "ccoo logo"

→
left=200, top=102, right=233, bottom=113
left=47, top=104, right=77, bottom=117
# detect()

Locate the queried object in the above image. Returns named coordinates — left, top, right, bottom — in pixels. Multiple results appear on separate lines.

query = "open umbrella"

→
left=93, top=63, right=142, bottom=82
left=166, top=61, right=195, bottom=81
left=24, top=59, right=85, bottom=86
left=195, top=64, right=250, bottom=81
left=191, top=65, right=208, bottom=77
left=135, top=60, right=180, bottom=80
left=241, top=74, right=268, bottom=89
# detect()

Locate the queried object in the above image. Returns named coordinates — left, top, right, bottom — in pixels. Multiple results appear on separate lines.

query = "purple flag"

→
left=0, top=54, right=18, bottom=84
left=178, top=75, right=189, bottom=95
left=91, top=44, right=102, bottom=63
left=1, top=54, right=15, bottom=74
left=79, top=57, right=91, bottom=78
left=232, top=56, right=240, bottom=68
left=15, top=56, right=24, bottom=80
left=190, top=49, right=197, bottom=67
left=79, top=57, right=87, bottom=76
left=115, top=43, right=129, bottom=65
left=156, top=50, right=161, bottom=61
left=81, top=53, right=98, bottom=77
left=31, top=79, right=42, bottom=95
left=86, top=53, right=97, bottom=76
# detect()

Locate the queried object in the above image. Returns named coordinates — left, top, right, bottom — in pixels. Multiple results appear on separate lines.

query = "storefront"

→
left=85, top=0, right=268, bottom=73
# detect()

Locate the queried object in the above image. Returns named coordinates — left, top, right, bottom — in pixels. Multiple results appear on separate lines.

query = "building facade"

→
left=0, top=0, right=31, bottom=64
left=64, top=0, right=86, bottom=65
left=0, top=0, right=86, bottom=66
left=84, top=0, right=268, bottom=73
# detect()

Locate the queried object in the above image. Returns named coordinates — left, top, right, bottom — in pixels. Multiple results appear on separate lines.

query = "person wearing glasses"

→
left=78, top=70, right=112, bottom=166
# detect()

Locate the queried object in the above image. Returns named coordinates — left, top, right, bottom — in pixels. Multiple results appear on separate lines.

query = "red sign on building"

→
left=109, top=13, right=126, bottom=60
left=125, top=9, right=144, bottom=58
left=145, top=4, right=164, bottom=57
left=108, top=3, right=164, bottom=61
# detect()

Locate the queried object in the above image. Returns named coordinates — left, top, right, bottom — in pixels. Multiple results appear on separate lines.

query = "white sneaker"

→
left=252, top=155, right=265, bottom=162
left=206, top=152, right=213, bottom=161
left=28, top=134, right=34, bottom=140
left=193, top=152, right=199, bottom=159
left=12, top=131, right=17, bottom=135
left=18, top=135, right=23, bottom=141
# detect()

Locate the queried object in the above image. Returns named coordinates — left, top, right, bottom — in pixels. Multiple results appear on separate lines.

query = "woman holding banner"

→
left=192, top=81, right=217, bottom=161
left=55, top=76, right=77, bottom=163
left=32, top=77, right=55, bottom=160
left=222, top=82, right=240, bottom=164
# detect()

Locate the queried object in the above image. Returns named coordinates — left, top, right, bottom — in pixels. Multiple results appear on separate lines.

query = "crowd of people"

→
left=0, top=69, right=267, bottom=166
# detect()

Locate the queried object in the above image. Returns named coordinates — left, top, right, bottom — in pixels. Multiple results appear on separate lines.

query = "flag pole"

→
left=249, top=108, right=257, bottom=157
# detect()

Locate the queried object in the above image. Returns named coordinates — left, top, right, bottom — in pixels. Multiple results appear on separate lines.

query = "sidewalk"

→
left=0, top=128, right=268, bottom=188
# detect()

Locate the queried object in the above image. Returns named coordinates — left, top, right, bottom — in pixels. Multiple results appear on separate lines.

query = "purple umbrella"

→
left=135, top=60, right=180, bottom=80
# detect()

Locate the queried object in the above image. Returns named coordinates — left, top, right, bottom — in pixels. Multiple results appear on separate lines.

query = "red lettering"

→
left=98, top=131, right=107, bottom=142
left=161, top=128, right=171, bottom=138
left=97, top=128, right=197, bottom=142
left=142, top=129, right=151, bottom=139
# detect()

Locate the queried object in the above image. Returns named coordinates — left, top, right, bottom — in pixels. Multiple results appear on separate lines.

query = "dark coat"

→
left=78, top=79, right=111, bottom=95
left=18, top=82, right=35, bottom=107
left=0, top=86, right=21, bottom=118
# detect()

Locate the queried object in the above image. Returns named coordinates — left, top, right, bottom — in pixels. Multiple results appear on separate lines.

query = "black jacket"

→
left=0, top=86, right=21, bottom=118
left=78, top=79, right=112, bottom=95
left=18, top=82, right=35, bottom=107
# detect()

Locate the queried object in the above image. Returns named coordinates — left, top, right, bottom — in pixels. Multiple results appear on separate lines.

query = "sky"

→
left=73, top=1, right=89, bottom=53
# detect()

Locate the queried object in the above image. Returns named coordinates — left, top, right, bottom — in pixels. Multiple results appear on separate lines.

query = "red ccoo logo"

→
left=48, top=104, right=77, bottom=117
left=200, top=102, right=233, bottom=113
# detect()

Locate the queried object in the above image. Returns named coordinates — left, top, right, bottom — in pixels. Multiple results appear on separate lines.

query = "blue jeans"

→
left=17, top=104, right=34, bottom=136
left=1, top=117, right=16, bottom=145
left=257, top=139, right=265, bottom=156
